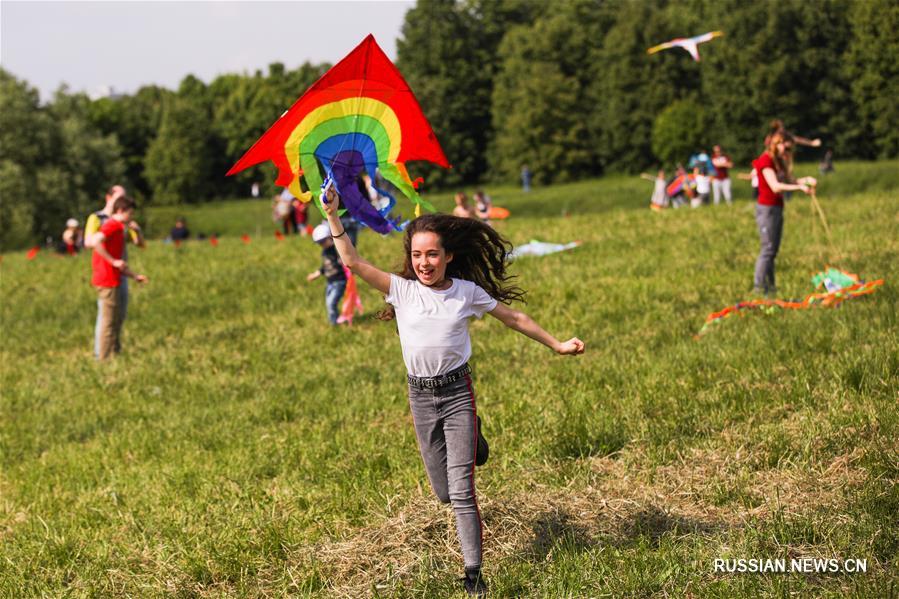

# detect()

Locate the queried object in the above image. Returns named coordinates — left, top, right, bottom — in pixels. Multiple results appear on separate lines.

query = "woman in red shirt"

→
left=751, top=131, right=817, bottom=295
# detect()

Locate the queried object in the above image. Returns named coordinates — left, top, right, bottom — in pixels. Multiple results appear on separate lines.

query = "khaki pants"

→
left=96, top=286, right=124, bottom=360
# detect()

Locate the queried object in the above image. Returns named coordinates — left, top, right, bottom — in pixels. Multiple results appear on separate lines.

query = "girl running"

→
left=320, top=186, right=584, bottom=596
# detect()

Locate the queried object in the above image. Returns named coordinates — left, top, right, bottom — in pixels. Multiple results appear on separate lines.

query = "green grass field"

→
left=2, top=162, right=897, bottom=597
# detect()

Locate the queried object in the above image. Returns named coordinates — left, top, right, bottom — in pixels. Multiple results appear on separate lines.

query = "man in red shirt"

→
left=91, top=196, right=148, bottom=360
left=711, top=145, right=733, bottom=205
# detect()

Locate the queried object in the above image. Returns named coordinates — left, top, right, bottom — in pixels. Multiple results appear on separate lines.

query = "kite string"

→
left=809, top=188, right=839, bottom=262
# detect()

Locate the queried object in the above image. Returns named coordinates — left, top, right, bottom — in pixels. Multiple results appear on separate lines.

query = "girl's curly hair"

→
left=378, top=214, right=525, bottom=320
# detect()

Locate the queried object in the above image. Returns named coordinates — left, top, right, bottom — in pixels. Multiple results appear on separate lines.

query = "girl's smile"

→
left=411, top=232, right=453, bottom=288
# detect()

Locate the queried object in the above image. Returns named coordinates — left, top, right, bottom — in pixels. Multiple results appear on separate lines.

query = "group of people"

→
left=643, top=144, right=735, bottom=210
left=452, top=190, right=493, bottom=224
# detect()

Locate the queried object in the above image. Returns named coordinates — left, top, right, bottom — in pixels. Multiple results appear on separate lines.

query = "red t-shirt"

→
left=712, top=154, right=730, bottom=180
left=92, top=218, right=126, bottom=287
left=752, top=152, right=782, bottom=207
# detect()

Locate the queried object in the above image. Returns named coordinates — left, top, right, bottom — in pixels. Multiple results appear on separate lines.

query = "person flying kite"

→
left=647, top=31, right=724, bottom=62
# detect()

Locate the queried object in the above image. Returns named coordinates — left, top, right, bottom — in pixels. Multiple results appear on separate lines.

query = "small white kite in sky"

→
left=647, top=31, right=724, bottom=62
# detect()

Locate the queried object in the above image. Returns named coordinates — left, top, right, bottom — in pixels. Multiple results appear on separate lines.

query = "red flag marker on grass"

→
left=241, top=234, right=251, bottom=244
left=210, top=235, right=219, bottom=247
left=274, top=230, right=285, bottom=241
left=26, top=246, right=40, bottom=260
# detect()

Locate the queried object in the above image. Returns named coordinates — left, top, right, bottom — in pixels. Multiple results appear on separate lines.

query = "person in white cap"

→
left=61, top=218, right=83, bottom=254
left=306, top=222, right=347, bottom=325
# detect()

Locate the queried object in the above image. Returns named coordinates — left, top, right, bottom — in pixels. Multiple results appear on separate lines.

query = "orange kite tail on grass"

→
left=696, top=268, right=884, bottom=338
left=647, top=31, right=724, bottom=62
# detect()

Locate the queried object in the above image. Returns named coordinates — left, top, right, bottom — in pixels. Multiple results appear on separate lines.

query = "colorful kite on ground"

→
left=696, top=267, right=884, bottom=337
left=647, top=31, right=724, bottom=62
left=227, top=35, right=450, bottom=234
left=666, top=173, right=696, bottom=197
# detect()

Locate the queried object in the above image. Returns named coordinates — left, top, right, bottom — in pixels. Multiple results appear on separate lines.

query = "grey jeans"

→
left=408, top=374, right=482, bottom=569
left=754, top=204, right=784, bottom=293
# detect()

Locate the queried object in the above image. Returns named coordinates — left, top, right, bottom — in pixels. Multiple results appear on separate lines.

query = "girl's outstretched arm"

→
left=488, top=303, right=585, bottom=355
left=321, top=189, right=391, bottom=294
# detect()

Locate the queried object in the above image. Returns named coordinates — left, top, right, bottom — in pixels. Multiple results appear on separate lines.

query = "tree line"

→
left=1, top=0, right=896, bottom=249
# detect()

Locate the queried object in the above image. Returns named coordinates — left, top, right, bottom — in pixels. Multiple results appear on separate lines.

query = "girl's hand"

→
left=321, top=187, right=339, bottom=217
left=556, top=337, right=585, bottom=355
left=134, top=274, right=148, bottom=284
left=112, top=259, right=126, bottom=270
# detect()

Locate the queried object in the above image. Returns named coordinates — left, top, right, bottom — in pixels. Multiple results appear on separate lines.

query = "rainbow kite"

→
left=227, top=35, right=450, bottom=234
left=647, top=31, right=724, bottom=62
left=696, top=267, right=884, bottom=337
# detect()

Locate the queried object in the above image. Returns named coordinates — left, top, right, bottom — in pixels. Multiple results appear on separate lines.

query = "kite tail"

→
left=383, top=163, right=435, bottom=215
left=338, top=267, right=363, bottom=325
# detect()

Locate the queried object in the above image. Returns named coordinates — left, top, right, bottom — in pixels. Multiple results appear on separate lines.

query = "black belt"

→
left=408, top=363, right=471, bottom=389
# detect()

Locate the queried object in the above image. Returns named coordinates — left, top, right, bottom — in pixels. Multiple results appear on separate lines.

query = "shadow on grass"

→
left=517, top=504, right=723, bottom=564
left=614, top=505, right=721, bottom=547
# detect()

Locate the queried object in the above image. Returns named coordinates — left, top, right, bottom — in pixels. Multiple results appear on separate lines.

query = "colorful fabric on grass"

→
left=227, top=35, right=449, bottom=234
left=697, top=268, right=884, bottom=337
left=511, top=240, right=580, bottom=259
left=666, top=174, right=695, bottom=197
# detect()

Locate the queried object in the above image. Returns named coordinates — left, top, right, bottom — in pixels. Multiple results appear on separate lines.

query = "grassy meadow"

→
left=1, top=162, right=898, bottom=597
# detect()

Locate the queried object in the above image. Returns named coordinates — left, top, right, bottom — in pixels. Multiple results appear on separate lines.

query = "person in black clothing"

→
left=306, top=222, right=347, bottom=325
left=170, top=218, right=190, bottom=242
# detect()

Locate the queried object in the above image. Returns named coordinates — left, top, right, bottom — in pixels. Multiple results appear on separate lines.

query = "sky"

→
left=1, top=1, right=415, bottom=101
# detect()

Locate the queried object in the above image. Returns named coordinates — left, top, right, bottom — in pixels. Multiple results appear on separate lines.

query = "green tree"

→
left=89, top=85, right=171, bottom=199
left=396, top=0, right=538, bottom=187
left=652, top=98, right=705, bottom=167
left=144, top=96, right=211, bottom=204
left=845, top=0, right=899, bottom=158
left=589, top=0, right=698, bottom=173
left=490, top=0, right=617, bottom=184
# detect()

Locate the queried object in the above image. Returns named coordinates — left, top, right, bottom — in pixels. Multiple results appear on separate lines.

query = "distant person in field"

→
left=84, top=185, right=145, bottom=358
left=90, top=195, right=148, bottom=360
left=819, top=149, right=834, bottom=175
left=453, top=192, right=475, bottom=219
left=170, top=217, right=190, bottom=242
left=251, top=182, right=260, bottom=198
left=473, top=189, right=492, bottom=226
left=319, top=184, right=584, bottom=597
left=737, top=168, right=759, bottom=200
left=273, top=189, right=299, bottom=235
left=60, top=218, right=83, bottom=255
left=693, top=165, right=711, bottom=207
left=306, top=223, right=347, bottom=325
left=640, top=170, right=668, bottom=210
left=292, top=197, right=309, bottom=236
left=521, top=164, right=531, bottom=192
left=711, top=145, right=733, bottom=205
left=752, top=130, right=817, bottom=296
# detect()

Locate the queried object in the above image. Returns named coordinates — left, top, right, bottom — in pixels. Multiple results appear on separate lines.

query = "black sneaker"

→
left=475, top=416, right=489, bottom=466
left=462, top=567, right=487, bottom=597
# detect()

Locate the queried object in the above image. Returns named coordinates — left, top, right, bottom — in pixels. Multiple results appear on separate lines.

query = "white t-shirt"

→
left=695, top=174, right=711, bottom=194
left=386, top=274, right=498, bottom=377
